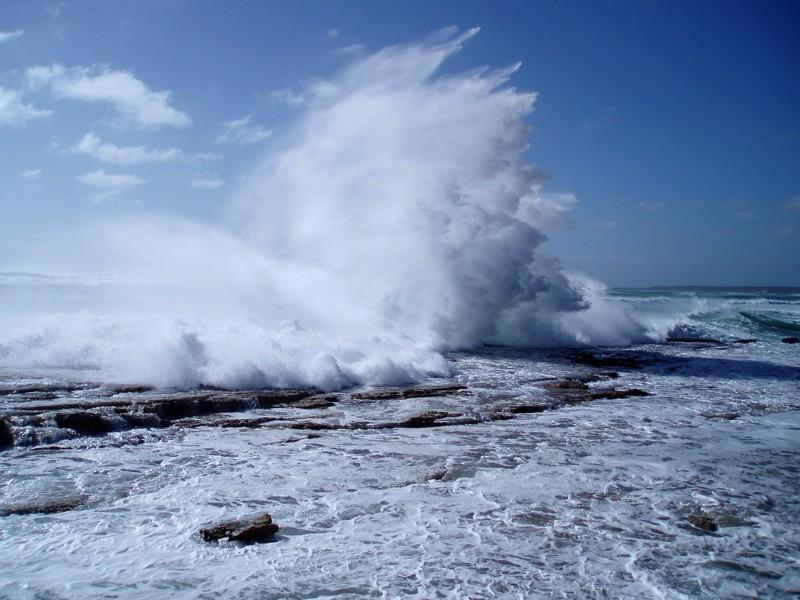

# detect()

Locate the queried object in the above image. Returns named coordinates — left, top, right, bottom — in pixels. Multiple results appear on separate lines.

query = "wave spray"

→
left=0, top=29, right=657, bottom=390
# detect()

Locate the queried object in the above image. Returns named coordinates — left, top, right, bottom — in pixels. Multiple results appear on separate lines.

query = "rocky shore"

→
left=0, top=351, right=653, bottom=450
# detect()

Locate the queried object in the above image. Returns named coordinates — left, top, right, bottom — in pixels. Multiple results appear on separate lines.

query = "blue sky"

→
left=1, top=0, right=798, bottom=287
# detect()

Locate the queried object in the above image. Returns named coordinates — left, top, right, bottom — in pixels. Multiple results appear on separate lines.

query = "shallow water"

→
left=2, top=333, right=799, bottom=599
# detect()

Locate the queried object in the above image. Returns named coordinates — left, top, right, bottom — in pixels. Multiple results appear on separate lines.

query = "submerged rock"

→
left=687, top=512, right=718, bottom=532
left=734, top=338, right=757, bottom=344
left=573, top=352, right=644, bottom=369
left=351, top=384, right=467, bottom=401
left=667, top=337, right=722, bottom=344
left=200, top=513, right=279, bottom=542
left=426, top=467, right=448, bottom=481
left=704, top=412, right=739, bottom=421
left=782, top=337, right=800, bottom=344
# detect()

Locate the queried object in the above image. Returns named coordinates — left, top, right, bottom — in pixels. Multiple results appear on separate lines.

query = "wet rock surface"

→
left=0, top=371, right=655, bottom=448
left=782, top=337, right=800, bottom=344
left=0, top=496, right=88, bottom=517
left=200, top=513, right=279, bottom=543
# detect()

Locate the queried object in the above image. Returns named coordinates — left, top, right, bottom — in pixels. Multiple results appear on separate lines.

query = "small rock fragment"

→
left=426, top=468, right=448, bottom=481
left=200, top=513, right=279, bottom=542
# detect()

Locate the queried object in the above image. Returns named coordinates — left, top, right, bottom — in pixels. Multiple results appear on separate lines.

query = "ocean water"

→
left=1, top=286, right=798, bottom=599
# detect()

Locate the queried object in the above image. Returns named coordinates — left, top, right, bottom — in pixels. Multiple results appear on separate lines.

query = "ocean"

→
left=1, top=286, right=798, bottom=598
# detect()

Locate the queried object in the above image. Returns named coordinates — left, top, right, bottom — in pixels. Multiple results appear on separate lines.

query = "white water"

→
left=1, top=338, right=799, bottom=598
left=0, top=29, right=662, bottom=391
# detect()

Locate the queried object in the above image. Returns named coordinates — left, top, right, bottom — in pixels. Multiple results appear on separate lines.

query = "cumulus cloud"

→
left=0, top=30, right=24, bottom=43
left=0, top=87, right=52, bottom=127
left=215, top=115, right=271, bottom=144
left=71, top=132, right=219, bottom=165
left=191, top=176, right=225, bottom=189
left=76, top=168, right=147, bottom=202
left=19, top=168, right=43, bottom=180
left=26, top=64, right=190, bottom=128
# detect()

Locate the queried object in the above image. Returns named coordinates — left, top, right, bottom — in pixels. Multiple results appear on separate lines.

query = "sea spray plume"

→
left=236, top=27, right=593, bottom=348
left=0, top=29, right=656, bottom=390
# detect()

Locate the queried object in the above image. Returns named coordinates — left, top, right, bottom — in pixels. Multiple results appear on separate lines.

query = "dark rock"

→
left=573, top=352, right=644, bottom=369
left=109, top=384, right=156, bottom=394
left=488, top=410, right=516, bottom=421
left=120, top=412, right=162, bottom=429
left=213, top=416, right=281, bottom=428
left=398, top=411, right=457, bottom=428
left=545, top=378, right=590, bottom=391
left=667, top=337, right=722, bottom=344
left=687, top=512, right=718, bottom=532
left=507, top=404, right=547, bottom=414
left=200, top=513, right=279, bottom=542
left=0, top=496, right=87, bottom=516
left=734, top=338, right=757, bottom=344
left=148, top=392, right=217, bottom=420
left=0, top=418, right=13, bottom=448
left=590, top=388, right=651, bottom=400
left=281, top=433, right=322, bottom=443
left=426, top=468, right=448, bottom=481
left=782, top=337, right=800, bottom=344
left=704, top=412, right=739, bottom=421
left=351, top=384, right=467, bottom=401
left=756, top=496, right=774, bottom=511
left=292, top=395, right=338, bottom=409
left=0, top=383, right=93, bottom=396
left=255, top=390, right=315, bottom=408
left=54, top=411, right=115, bottom=435
left=287, top=421, right=337, bottom=431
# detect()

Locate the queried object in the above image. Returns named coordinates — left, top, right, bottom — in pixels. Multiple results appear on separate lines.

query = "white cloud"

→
left=77, top=169, right=146, bottom=189
left=215, top=115, right=271, bottom=144
left=0, top=87, right=52, bottom=127
left=326, top=28, right=340, bottom=39
left=19, top=168, right=43, bottom=180
left=71, top=132, right=219, bottom=165
left=191, top=176, right=225, bottom=189
left=76, top=168, right=146, bottom=202
left=26, top=64, right=190, bottom=129
left=270, top=89, right=307, bottom=107
left=0, top=30, right=24, bottom=43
